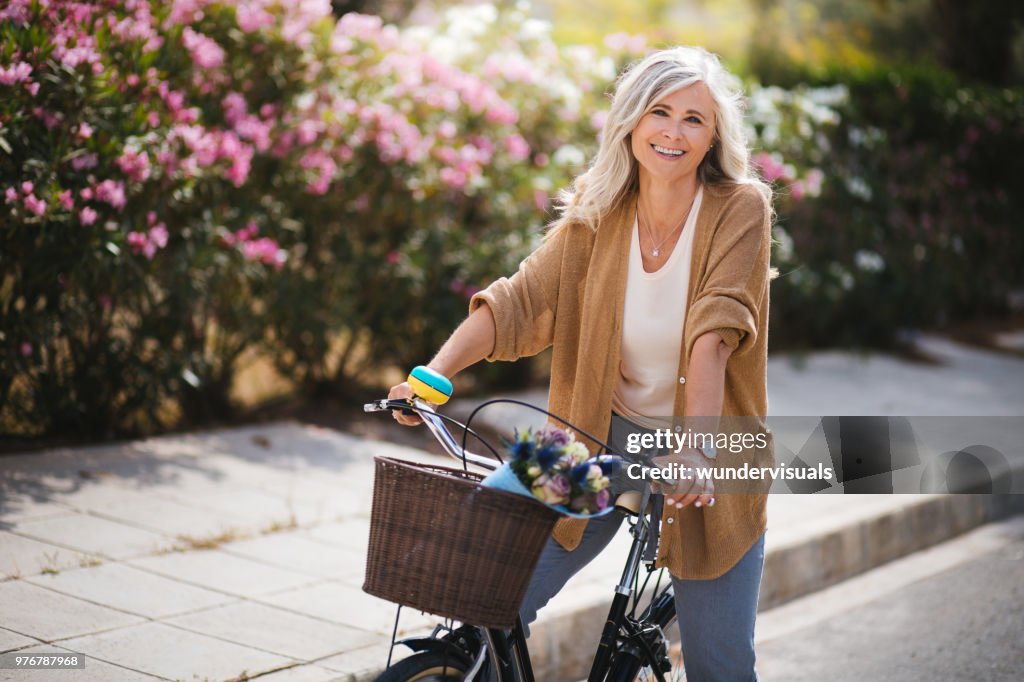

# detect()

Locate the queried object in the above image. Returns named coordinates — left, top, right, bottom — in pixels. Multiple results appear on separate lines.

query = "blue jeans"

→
left=519, top=512, right=765, bottom=682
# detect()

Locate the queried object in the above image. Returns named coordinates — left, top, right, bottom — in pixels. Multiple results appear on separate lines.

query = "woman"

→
left=390, top=46, right=773, bottom=681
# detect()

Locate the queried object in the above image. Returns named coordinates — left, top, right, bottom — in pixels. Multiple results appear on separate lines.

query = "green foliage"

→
left=3, top=1, right=1021, bottom=444
left=766, top=64, right=1024, bottom=348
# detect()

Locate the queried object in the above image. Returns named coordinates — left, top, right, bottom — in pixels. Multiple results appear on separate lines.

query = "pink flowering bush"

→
left=1, top=0, right=341, bottom=436
left=0, top=1, right=632, bottom=439
left=250, top=3, right=629, bottom=391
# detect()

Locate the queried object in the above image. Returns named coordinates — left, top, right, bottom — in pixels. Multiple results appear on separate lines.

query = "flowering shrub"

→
left=485, top=423, right=614, bottom=516
left=0, top=0, right=332, bottom=436
left=261, top=3, right=622, bottom=391
left=754, top=66, right=1024, bottom=348
left=0, top=1, right=632, bottom=439
left=4, top=1, right=1016, bottom=441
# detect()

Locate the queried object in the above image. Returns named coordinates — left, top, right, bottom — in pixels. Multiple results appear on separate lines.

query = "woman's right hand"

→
left=388, top=381, right=423, bottom=426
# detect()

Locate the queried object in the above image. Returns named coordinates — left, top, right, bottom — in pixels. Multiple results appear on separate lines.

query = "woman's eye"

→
left=686, top=116, right=703, bottom=124
left=652, top=109, right=669, bottom=117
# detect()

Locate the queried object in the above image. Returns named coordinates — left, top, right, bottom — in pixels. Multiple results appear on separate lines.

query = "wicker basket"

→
left=363, top=456, right=560, bottom=629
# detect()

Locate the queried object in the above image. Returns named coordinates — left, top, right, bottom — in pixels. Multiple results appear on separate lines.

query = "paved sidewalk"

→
left=755, top=515, right=1024, bottom=681
left=1, top=424, right=438, bottom=682
left=2, top=335, right=1023, bottom=681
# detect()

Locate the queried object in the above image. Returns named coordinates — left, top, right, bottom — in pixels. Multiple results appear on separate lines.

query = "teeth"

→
left=653, top=145, right=683, bottom=156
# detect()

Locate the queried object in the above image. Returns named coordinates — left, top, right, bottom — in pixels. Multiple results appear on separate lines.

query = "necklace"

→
left=638, top=199, right=694, bottom=258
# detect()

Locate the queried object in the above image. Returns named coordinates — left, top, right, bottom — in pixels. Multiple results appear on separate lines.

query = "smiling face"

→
left=630, top=81, right=717, bottom=190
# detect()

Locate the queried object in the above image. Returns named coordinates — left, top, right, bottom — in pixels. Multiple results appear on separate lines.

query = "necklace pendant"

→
left=652, top=248, right=660, bottom=257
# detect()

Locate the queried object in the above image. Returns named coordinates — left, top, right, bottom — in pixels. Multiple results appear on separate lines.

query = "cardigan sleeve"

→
left=685, top=185, right=771, bottom=356
left=468, top=225, right=570, bottom=362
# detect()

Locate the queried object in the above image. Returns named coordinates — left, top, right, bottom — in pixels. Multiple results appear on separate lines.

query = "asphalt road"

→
left=755, top=516, right=1024, bottom=681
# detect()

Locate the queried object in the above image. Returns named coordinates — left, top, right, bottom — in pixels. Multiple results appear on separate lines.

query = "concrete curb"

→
left=760, top=493, right=1023, bottom=610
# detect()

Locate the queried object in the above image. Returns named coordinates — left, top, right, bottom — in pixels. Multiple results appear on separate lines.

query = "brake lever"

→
left=363, top=398, right=416, bottom=415
left=363, top=399, right=391, bottom=412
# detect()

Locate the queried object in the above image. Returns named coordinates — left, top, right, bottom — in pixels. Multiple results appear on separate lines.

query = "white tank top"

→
left=611, top=187, right=702, bottom=425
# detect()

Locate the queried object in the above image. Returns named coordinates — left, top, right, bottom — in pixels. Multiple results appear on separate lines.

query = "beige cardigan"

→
left=469, top=181, right=773, bottom=579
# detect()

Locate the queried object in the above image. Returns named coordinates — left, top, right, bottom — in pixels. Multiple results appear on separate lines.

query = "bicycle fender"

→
left=392, top=636, right=474, bottom=666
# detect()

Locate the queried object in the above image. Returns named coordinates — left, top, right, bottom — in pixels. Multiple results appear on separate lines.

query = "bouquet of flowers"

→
left=482, top=423, right=615, bottom=517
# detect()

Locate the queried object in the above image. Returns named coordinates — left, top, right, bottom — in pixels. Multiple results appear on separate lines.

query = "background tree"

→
left=931, top=0, right=1024, bottom=85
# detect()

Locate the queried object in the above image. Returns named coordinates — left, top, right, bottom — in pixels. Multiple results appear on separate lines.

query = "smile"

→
left=652, top=144, right=684, bottom=157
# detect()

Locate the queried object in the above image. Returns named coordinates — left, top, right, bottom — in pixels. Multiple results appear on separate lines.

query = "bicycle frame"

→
left=364, top=398, right=676, bottom=682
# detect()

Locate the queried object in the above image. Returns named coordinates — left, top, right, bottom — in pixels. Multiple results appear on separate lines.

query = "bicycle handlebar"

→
left=365, top=367, right=687, bottom=524
left=363, top=398, right=500, bottom=471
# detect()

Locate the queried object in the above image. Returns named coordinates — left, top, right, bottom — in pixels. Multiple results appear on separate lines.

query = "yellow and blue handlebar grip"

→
left=407, top=366, right=453, bottom=405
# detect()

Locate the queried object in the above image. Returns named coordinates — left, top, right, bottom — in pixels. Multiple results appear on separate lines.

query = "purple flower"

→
left=532, top=474, right=570, bottom=505
left=537, top=422, right=571, bottom=447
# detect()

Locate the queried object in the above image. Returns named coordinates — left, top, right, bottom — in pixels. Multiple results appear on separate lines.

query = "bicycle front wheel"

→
left=374, top=651, right=470, bottom=682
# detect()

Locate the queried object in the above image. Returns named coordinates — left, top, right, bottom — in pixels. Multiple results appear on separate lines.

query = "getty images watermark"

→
left=609, top=416, right=1022, bottom=495
left=623, top=427, right=833, bottom=483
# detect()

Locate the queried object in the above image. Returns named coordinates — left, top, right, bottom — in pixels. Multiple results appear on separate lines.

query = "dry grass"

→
left=172, top=527, right=247, bottom=552
left=168, top=509, right=301, bottom=553
left=261, top=513, right=298, bottom=535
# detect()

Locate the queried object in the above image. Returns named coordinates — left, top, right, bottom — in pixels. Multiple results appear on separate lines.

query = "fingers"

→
left=694, top=478, right=716, bottom=509
left=664, top=477, right=715, bottom=511
left=660, top=476, right=696, bottom=510
left=694, top=492, right=716, bottom=508
left=667, top=490, right=700, bottom=510
left=388, top=382, right=422, bottom=426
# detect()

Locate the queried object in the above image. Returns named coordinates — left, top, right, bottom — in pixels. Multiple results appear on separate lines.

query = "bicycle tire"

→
left=373, top=651, right=470, bottom=682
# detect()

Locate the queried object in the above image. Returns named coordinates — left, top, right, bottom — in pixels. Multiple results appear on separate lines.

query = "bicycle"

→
left=362, top=368, right=683, bottom=682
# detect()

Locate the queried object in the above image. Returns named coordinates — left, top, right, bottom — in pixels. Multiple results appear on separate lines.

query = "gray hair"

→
left=554, top=46, right=767, bottom=231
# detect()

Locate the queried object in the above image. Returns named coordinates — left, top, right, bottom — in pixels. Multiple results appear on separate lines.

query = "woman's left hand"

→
left=651, top=448, right=716, bottom=510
